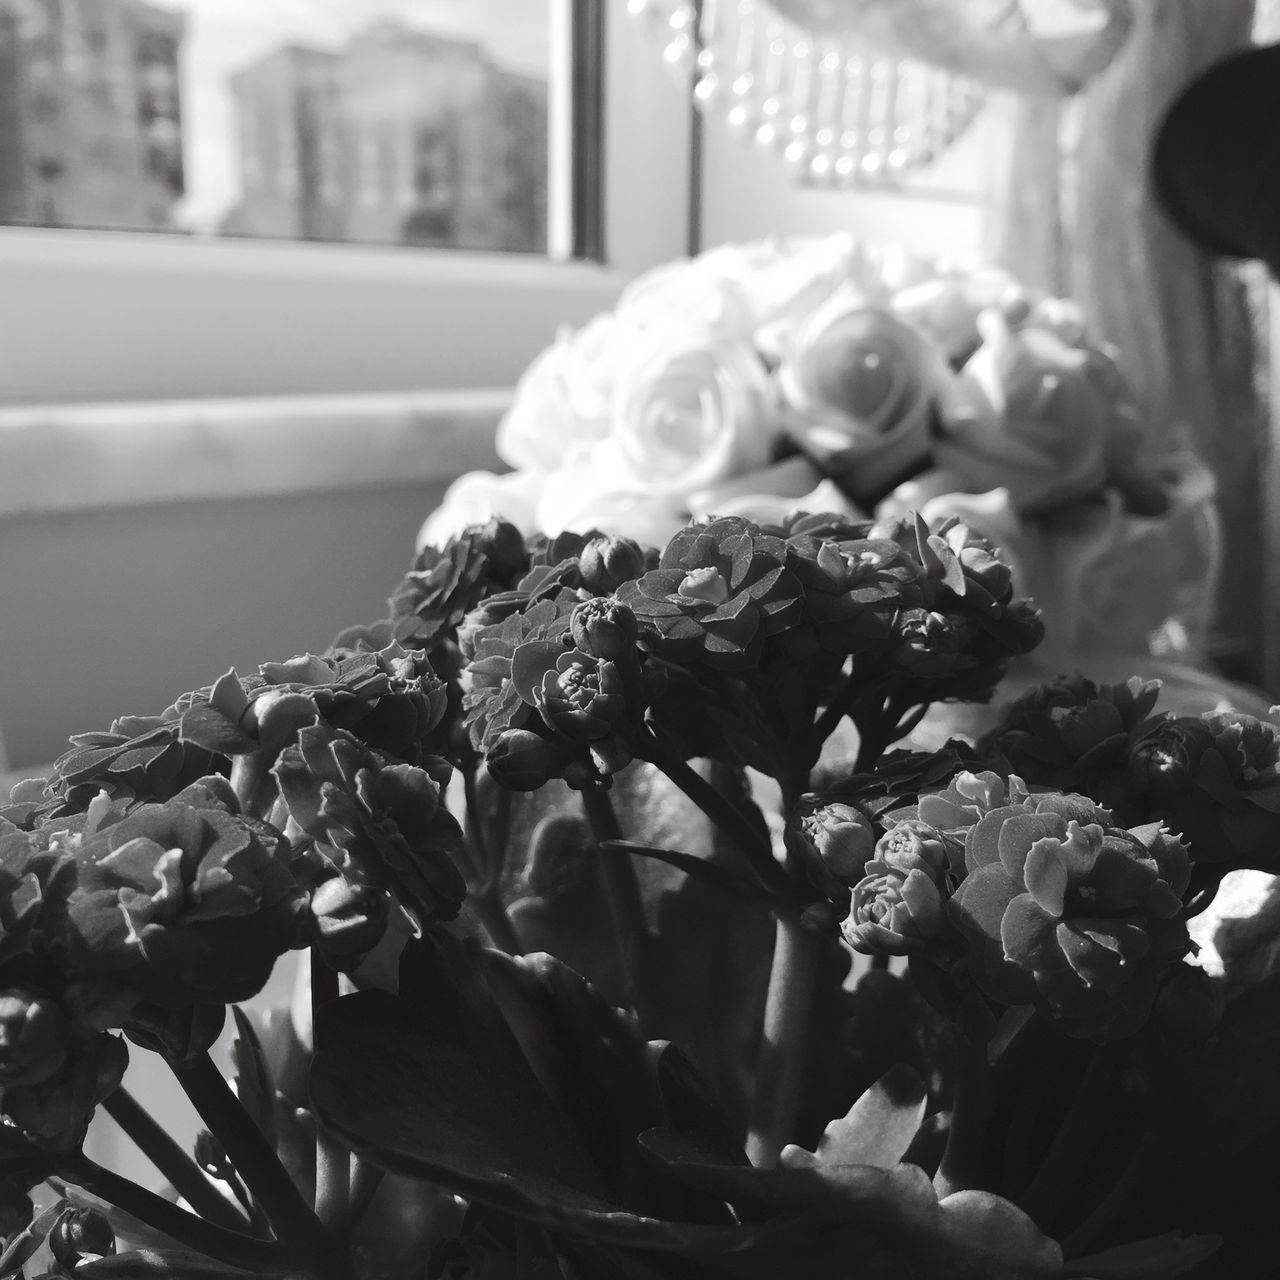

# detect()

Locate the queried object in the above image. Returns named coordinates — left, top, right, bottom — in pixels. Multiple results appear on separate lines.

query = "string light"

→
left=629, top=0, right=989, bottom=189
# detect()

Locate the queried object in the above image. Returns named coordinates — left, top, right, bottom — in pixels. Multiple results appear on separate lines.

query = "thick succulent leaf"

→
left=796, top=1064, right=928, bottom=1171
left=1063, top=1231, right=1221, bottom=1278
left=640, top=1129, right=1062, bottom=1279
left=0, top=1197, right=64, bottom=1278
left=602, top=841, right=776, bottom=904
left=69, top=1251, right=262, bottom=1278
left=310, top=959, right=747, bottom=1253
left=230, top=1005, right=275, bottom=1147
left=474, top=949, right=735, bottom=1223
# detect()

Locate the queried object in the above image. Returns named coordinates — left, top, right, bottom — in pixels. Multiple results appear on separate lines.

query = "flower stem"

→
left=102, top=1088, right=251, bottom=1233
left=933, top=1033, right=991, bottom=1198
left=171, top=1051, right=343, bottom=1278
left=56, top=1154, right=291, bottom=1274
left=1019, top=1042, right=1122, bottom=1231
left=745, top=913, right=820, bottom=1168
left=637, top=730, right=792, bottom=901
left=310, top=951, right=350, bottom=1233
left=580, top=783, right=657, bottom=1035
left=472, top=888, right=523, bottom=954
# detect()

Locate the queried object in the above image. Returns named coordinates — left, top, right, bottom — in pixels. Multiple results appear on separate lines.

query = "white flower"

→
left=776, top=285, right=947, bottom=505
left=494, top=314, right=620, bottom=472
left=416, top=469, right=542, bottom=551
left=608, top=323, right=777, bottom=497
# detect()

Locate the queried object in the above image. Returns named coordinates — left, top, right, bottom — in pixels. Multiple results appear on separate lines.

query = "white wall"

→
left=700, top=116, right=991, bottom=254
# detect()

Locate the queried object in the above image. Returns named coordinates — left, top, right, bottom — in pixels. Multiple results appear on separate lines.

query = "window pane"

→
left=0, top=0, right=553, bottom=253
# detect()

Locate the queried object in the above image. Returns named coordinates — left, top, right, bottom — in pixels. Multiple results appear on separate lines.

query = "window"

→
left=0, top=2, right=693, bottom=403
left=0, top=0, right=557, bottom=255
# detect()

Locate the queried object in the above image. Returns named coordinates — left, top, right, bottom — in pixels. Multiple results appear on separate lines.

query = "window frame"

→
left=0, top=0, right=692, bottom=405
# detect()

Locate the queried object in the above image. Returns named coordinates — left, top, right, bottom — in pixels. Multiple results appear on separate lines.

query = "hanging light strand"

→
left=631, top=0, right=989, bottom=189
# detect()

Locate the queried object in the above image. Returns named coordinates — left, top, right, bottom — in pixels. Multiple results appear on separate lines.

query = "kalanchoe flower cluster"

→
left=986, top=672, right=1162, bottom=801
left=0, top=821, right=130, bottom=1153
left=783, top=523, right=920, bottom=656
left=842, top=819, right=957, bottom=956
left=389, top=517, right=529, bottom=652
left=274, top=722, right=465, bottom=937
left=932, top=776, right=1192, bottom=1038
left=618, top=517, right=804, bottom=670
left=465, top=592, right=647, bottom=791
left=869, top=514, right=1045, bottom=699
left=179, top=642, right=450, bottom=765
left=1127, top=710, right=1280, bottom=874
left=2, top=700, right=216, bottom=829
left=786, top=799, right=877, bottom=901
left=59, top=777, right=310, bottom=1010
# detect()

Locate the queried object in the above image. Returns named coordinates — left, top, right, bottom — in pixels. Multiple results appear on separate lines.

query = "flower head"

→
left=948, top=789, right=1191, bottom=1037
left=990, top=672, right=1162, bottom=795
left=787, top=801, right=877, bottom=898
left=1127, top=710, right=1280, bottom=872
left=181, top=643, right=450, bottom=765
left=62, top=777, right=308, bottom=1008
left=569, top=597, right=639, bottom=661
left=274, top=724, right=464, bottom=934
left=618, top=517, right=803, bottom=671
left=843, top=864, right=947, bottom=955
left=390, top=519, right=528, bottom=651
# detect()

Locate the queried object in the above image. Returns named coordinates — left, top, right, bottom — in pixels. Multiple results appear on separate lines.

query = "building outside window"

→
left=0, top=0, right=554, bottom=254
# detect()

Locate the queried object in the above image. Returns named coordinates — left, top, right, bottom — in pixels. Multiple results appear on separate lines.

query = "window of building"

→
left=0, top=0, right=562, bottom=256
left=0, top=1, right=693, bottom=404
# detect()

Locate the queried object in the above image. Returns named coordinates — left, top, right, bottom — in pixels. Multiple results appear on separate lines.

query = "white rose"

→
left=416, top=468, right=543, bottom=551
left=528, top=324, right=780, bottom=544
left=495, top=314, right=620, bottom=472
left=776, top=285, right=947, bottom=506
left=616, top=256, right=756, bottom=343
left=610, top=323, right=778, bottom=496
left=892, top=264, right=1017, bottom=364
left=534, top=441, right=689, bottom=547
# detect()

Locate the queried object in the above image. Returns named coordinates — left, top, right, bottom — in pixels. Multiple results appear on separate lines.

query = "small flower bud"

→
left=485, top=729, right=556, bottom=791
left=310, top=875, right=389, bottom=959
left=875, top=820, right=955, bottom=883
left=589, top=735, right=633, bottom=778
left=580, top=535, right=646, bottom=593
left=843, top=865, right=945, bottom=955
left=0, top=991, right=69, bottom=1087
left=797, top=804, right=876, bottom=884
left=570, top=597, right=639, bottom=660
left=49, top=1207, right=115, bottom=1267
left=478, top=518, right=527, bottom=579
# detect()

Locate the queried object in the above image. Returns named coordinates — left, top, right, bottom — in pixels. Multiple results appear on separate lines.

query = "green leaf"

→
left=0, top=1197, right=64, bottom=1278
left=1064, top=1232, right=1221, bottom=1278
left=801, top=1064, right=928, bottom=1171
left=309, top=947, right=747, bottom=1253
left=69, top=1250, right=264, bottom=1278
left=230, top=1006, right=275, bottom=1149
left=640, top=1130, right=1063, bottom=1280
left=601, top=841, right=776, bottom=903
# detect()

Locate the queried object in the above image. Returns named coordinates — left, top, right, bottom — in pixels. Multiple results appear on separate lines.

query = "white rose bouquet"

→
left=424, top=234, right=1212, bottom=661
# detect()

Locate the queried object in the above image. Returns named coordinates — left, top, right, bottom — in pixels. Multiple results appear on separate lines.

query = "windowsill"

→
left=0, top=224, right=623, bottom=288
left=0, top=387, right=511, bottom=517
left=0, top=227, right=629, bottom=404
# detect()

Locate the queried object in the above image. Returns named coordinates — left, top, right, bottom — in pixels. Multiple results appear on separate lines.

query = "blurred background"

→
left=0, top=0, right=1277, bottom=775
